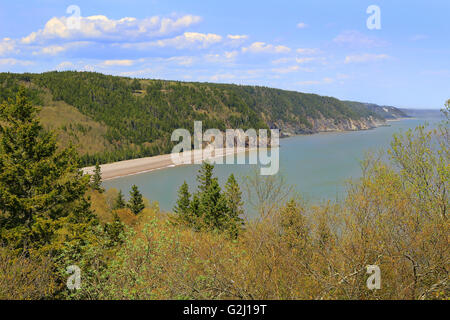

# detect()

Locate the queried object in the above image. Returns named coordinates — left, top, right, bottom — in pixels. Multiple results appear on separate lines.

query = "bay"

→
left=103, top=118, right=441, bottom=213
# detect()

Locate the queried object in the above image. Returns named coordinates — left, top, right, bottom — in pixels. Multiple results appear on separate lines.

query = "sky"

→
left=0, top=0, right=449, bottom=109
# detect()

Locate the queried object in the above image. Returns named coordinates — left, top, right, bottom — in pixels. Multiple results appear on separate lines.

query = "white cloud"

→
left=295, top=57, right=318, bottom=64
left=0, top=38, right=17, bottom=55
left=272, top=65, right=299, bottom=74
left=21, top=14, right=202, bottom=44
left=224, top=51, right=238, bottom=59
left=271, top=57, right=292, bottom=64
left=165, top=56, right=195, bottom=66
left=56, top=61, right=75, bottom=70
left=33, top=45, right=66, bottom=55
left=333, top=30, right=385, bottom=47
left=152, top=32, right=222, bottom=49
left=205, top=51, right=238, bottom=63
left=296, top=48, right=319, bottom=55
left=297, top=22, right=308, bottom=29
left=101, top=59, right=135, bottom=67
left=242, top=42, right=291, bottom=54
left=226, top=34, right=248, bottom=47
left=32, top=41, right=89, bottom=55
left=344, top=53, right=390, bottom=64
left=0, top=58, right=33, bottom=66
left=227, top=34, right=248, bottom=40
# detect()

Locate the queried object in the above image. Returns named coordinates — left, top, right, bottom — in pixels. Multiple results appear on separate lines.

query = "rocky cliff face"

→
left=271, top=115, right=386, bottom=137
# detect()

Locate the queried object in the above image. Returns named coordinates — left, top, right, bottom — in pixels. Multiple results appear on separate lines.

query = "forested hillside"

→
left=344, top=100, right=409, bottom=119
left=0, top=71, right=404, bottom=165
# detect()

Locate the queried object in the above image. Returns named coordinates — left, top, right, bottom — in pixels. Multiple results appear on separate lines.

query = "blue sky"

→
left=0, top=0, right=449, bottom=109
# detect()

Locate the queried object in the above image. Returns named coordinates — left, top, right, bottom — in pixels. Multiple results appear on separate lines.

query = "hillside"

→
left=344, top=101, right=409, bottom=120
left=0, top=71, right=405, bottom=166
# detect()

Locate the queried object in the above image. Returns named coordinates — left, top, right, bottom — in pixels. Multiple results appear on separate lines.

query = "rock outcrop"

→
left=271, top=115, right=386, bottom=138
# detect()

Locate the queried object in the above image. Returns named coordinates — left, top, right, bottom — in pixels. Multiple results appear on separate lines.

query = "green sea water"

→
left=103, top=118, right=441, bottom=213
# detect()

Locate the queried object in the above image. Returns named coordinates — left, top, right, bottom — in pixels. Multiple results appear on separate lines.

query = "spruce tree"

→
left=91, top=162, right=104, bottom=193
left=224, top=174, right=244, bottom=237
left=113, top=190, right=126, bottom=209
left=128, top=185, right=145, bottom=215
left=197, top=162, right=214, bottom=193
left=104, top=212, right=124, bottom=247
left=198, top=178, right=228, bottom=230
left=174, top=181, right=192, bottom=222
left=0, top=87, right=96, bottom=252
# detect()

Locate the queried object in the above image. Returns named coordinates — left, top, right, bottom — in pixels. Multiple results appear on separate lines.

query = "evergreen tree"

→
left=91, top=162, right=104, bottom=193
left=223, top=174, right=244, bottom=237
left=128, top=185, right=145, bottom=215
left=104, top=212, right=124, bottom=247
left=0, top=87, right=97, bottom=253
left=175, top=163, right=244, bottom=235
left=131, top=78, right=142, bottom=91
left=198, top=178, right=228, bottom=231
left=113, top=190, right=126, bottom=209
left=197, top=162, right=214, bottom=193
left=174, top=181, right=191, bottom=222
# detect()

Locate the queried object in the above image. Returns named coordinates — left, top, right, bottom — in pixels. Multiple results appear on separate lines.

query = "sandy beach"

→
left=82, top=147, right=253, bottom=180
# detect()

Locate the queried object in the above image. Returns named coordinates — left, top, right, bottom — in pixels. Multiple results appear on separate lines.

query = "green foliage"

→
left=83, top=108, right=448, bottom=300
left=197, top=162, right=214, bottom=192
left=174, top=181, right=192, bottom=223
left=223, top=174, right=245, bottom=238
left=0, top=245, right=57, bottom=299
left=128, top=185, right=145, bottom=215
left=0, top=87, right=97, bottom=255
left=174, top=163, right=244, bottom=237
left=103, top=212, right=125, bottom=247
left=0, top=87, right=126, bottom=299
left=0, top=71, right=386, bottom=166
left=113, top=190, right=126, bottom=210
left=91, top=162, right=104, bottom=193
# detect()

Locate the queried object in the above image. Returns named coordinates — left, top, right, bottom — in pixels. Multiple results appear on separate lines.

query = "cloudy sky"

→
left=0, top=0, right=449, bottom=109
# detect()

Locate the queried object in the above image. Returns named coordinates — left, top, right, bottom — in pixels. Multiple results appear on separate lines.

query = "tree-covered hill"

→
left=0, top=71, right=405, bottom=166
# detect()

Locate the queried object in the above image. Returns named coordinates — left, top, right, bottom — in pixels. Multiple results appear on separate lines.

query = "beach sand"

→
left=82, top=147, right=253, bottom=180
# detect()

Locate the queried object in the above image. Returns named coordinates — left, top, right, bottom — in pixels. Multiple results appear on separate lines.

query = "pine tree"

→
left=91, top=162, right=104, bottom=193
left=128, top=185, right=145, bottom=215
left=113, top=190, right=126, bottom=209
left=0, top=87, right=97, bottom=252
left=174, top=181, right=191, bottom=222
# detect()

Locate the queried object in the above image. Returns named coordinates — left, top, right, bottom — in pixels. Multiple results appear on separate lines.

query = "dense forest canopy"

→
left=0, top=71, right=406, bottom=166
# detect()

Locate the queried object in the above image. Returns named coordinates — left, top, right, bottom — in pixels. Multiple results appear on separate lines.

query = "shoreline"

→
left=82, top=147, right=258, bottom=181
left=83, top=117, right=407, bottom=181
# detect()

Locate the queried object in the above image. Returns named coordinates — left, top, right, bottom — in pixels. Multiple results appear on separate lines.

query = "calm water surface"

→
left=103, top=118, right=441, bottom=213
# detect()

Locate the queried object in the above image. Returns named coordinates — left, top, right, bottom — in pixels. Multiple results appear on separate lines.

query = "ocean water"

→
left=103, top=118, right=442, bottom=213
